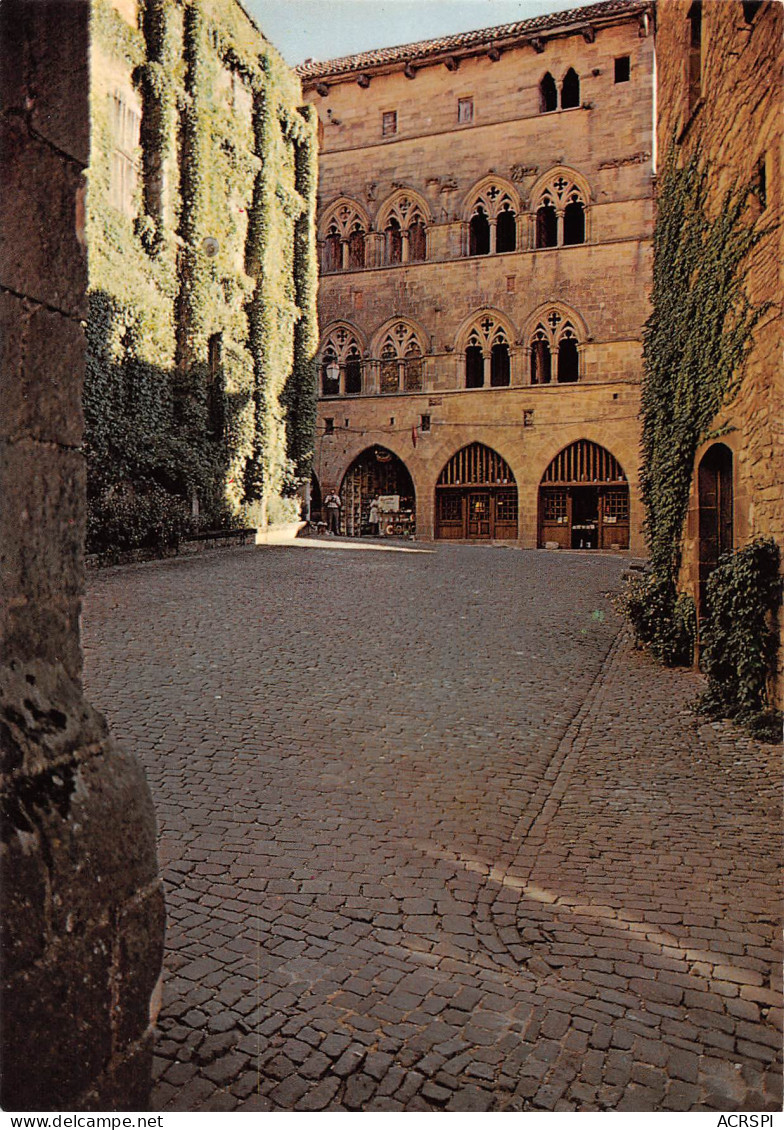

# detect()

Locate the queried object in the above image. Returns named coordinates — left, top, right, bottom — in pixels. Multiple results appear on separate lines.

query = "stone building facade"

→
left=1, top=0, right=163, bottom=1109
left=87, top=0, right=318, bottom=551
left=654, top=0, right=783, bottom=699
left=299, top=0, right=654, bottom=550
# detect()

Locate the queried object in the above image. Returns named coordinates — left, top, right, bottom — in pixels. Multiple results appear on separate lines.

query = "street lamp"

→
left=326, top=360, right=339, bottom=388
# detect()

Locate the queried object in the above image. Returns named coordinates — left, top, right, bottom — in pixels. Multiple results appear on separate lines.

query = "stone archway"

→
left=435, top=443, right=518, bottom=540
left=538, top=440, right=629, bottom=549
left=339, top=446, right=416, bottom=537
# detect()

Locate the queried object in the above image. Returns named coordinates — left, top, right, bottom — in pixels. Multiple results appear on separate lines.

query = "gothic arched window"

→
left=321, top=345, right=340, bottom=395
left=536, top=198, right=558, bottom=248
left=320, top=327, right=363, bottom=396
left=563, top=195, right=585, bottom=245
left=491, top=336, right=511, bottom=387
left=496, top=204, right=517, bottom=253
left=557, top=328, right=579, bottom=383
left=463, top=314, right=513, bottom=389
left=409, top=219, right=426, bottom=262
left=529, top=312, right=582, bottom=385
left=561, top=68, right=580, bottom=109
left=404, top=340, right=423, bottom=391
left=533, top=173, right=589, bottom=249
left=540, top=72, right=558, bottom=113
left=378, top=322, right=426, bottom=393
left=344, top=345, right=363, bottom=394
left=530, top=328, right=551, bottom=385
left=386, top=217, right=403, bottom=265
left=324, top=224, right=341, bottom=272
left=321, top=200, right=368, bottom=273
left=348, top=224, right=366, bottom=269
left=469, top=205, right=490, bottom=256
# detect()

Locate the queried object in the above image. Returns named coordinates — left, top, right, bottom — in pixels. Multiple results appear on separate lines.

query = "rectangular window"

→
left=543, top=489, right=568, bottom=521
left=614, top=56, right=630, bottom=83
left=382, top=110, right=397, bottom=136
left=109, top=90, right=141, bottom=216
left=324, top=418, right=334, bottom=435
left=457, top=97, right=474, bottom=123
left=420, top=414, right=431, bottom=432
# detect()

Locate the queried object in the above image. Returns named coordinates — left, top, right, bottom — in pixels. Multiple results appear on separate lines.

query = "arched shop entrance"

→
left=435, top=443, right=518, bottom=540
left=340, top=447, right=416, bottom=537
left=539, top=440, right=629, bottom=549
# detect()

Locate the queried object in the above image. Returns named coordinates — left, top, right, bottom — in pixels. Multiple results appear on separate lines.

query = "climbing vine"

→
left=85, top=0, right=318, bottom=554
left=699, top=539, right=782, bottom=741
left=624, top=143, right=770, bottom=669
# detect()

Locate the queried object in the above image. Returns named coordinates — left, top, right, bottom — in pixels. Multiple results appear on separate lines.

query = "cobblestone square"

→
left=82, top=543, right=782, bottom=1112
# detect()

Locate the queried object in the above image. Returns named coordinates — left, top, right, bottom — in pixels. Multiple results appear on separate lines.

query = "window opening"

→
left=404, top=342, right=423, bottom=391
left=540, top=72, right=558, bottom=112
left=561, top=68, right=580, bottom=109
left=109, top=90, right=141, bottom=216
left=465, top=343, right=484, bottom=388
left=614, top=56, right=630, bottom=83
left=458, top=97, right=474, bottom=123
left=536, top=200, right=558, bottom=248
left=386, top=217, right=403, bottom=264
left=348, top=225, right=366, bottom=269
left=324, top=417, right=334, bottom=435
left=408, top=219, right=427, bottom=262
left=382, top=110, right=397, bottom=136
left=321, top=347, right=340, bottom=395
left=563, top=198, right=585, bottom=245
left=469, top=206, right=490, bottom=255
left=380, top=342, right=399, bottom=393
left=496, top=205, right=517, bottom=253
left=490, top=341, right=511, bottom=387
left=557, top=335, right=579, bottom=383
left=324, top=225, right=341, bottom=272
left=420, top=414, right=431, bottom=432
left=344, top=347, right=362, bottom=395
left=531, top=334, right=551, bottom=384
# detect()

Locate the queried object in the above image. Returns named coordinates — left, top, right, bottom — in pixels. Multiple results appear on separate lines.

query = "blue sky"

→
left=245, top=0, right=597, bottom=66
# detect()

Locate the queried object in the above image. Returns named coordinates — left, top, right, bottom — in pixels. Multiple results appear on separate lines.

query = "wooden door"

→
left=698, top=445, right=733, bottom=613
left=435, top=491, right=464, bottom=539
left=467, top=492, right=491, bottom=538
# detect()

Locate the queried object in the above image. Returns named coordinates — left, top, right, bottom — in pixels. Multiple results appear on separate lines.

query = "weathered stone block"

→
left=0, top=118, right=87, bottom=317
left=43, top=744, right=159, bottom=935
left=0, top=927, right=113, bottom=1110
left=0, top=1, right=90, bottom=165
left=0, top=292, right=85, bottom=447
left=114, top=886, right=166, bottom=1052
left=0, top=822, right=48, bottom=978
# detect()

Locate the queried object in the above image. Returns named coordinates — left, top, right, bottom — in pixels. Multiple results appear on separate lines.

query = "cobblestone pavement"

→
left=81, top=542, right=782, bottom=1113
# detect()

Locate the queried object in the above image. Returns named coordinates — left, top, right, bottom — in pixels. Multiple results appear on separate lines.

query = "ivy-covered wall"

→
left=633, top=0, right=783, bottom=713
left=86, top=0, right=318, bottom=554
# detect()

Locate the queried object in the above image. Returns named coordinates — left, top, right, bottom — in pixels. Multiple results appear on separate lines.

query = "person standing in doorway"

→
left=324, top=489, right=342, bottom=535
left=368, top=497, right=380, bottom=536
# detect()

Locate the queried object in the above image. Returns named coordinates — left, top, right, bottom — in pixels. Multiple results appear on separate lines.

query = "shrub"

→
left=699, top=538, right=782, bottom=738
left=87, top=482, right=191, bottom=558
left=617, top=571, right=696, bottom=667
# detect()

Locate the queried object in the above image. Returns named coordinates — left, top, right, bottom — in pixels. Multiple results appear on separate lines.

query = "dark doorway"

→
left=698, top=443, right=733, bottom=614
left=570, top=487, right=599, bottom=548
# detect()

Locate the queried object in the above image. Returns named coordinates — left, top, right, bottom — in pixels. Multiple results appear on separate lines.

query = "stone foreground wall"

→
left=655, top=0, right=783, bottom=704
left=0, top=1, right=164, bottom=1110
